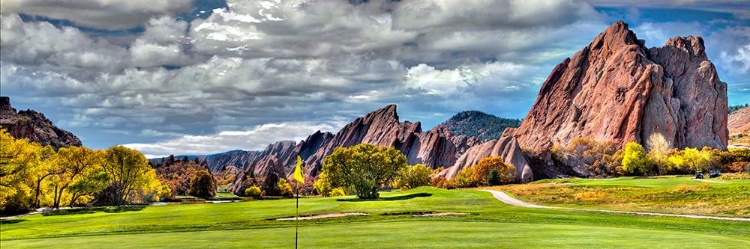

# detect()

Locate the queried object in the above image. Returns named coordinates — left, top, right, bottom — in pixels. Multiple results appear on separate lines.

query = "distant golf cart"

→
left=708, top=169, right=722, bottom=178
left=694, top=171, right=704, bottom=179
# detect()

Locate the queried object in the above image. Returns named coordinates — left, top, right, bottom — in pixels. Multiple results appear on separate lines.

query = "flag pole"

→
left=293, top=155, right=304, bottom=249
left=295, top=179, right=299, bottom=249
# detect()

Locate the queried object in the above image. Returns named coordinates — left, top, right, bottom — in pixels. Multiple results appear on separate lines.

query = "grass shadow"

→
left=41, top=205, right=146, bottom=216
left=0, top=219, right=26, bottom=224
left=337, top=192, right=432, bottom=202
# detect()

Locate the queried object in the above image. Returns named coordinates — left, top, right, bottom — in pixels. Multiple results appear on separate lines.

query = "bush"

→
left=188, top=170, right=216, bottom=199
left=622, top=142, right=651, bottom=175
left=448, top=166, right=475, bottom=188
left=330, top=187, right=346, bottom=197
left=313, top=172, right=333, bottom=197
left=244, top=186, right=261, bottom=198
left=394, top=164, right=432, bottom=190
left=277, top=178, right=294, bottom=198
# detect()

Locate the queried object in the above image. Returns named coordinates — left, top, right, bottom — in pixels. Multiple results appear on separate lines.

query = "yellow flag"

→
left=293, top=155, right=304, bottom=183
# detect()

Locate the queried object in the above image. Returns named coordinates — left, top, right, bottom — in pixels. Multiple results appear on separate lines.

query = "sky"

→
left=1, top=0, right=749, bottom=158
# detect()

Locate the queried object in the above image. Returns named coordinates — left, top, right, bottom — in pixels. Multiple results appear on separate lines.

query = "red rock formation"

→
left=510, top=21, right=728, bottom=177
left=440, top=136, right=533, bottom=183
left=301, top=104, right=481, bottom=177
left=729, top=106, right=750, bottom=135
left=227, top=104, right=488, bottom=194
left=0, top=96, right=82, bottom=149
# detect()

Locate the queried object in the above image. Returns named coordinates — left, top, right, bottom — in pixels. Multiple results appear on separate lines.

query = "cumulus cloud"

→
left=0, top=0, right=192, bottom=30
left=1, top=0, right=748, bottom=153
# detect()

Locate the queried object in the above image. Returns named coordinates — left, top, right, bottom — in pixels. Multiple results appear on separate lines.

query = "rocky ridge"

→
left=509, top=21, right=728, bottom=177
left=728, top=106, right=750, bottom=135
left=0, top=96, right=82, bottom=149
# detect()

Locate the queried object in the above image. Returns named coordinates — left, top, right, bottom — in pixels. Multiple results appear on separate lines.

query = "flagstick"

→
left=295, top=180, right=299, bottom=249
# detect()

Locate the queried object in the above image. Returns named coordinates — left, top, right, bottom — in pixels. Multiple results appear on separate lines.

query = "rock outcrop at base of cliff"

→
left=509, top=21, right=728, bottom=178
left=0, top=96, right=82, bottom=149
left=440, top=136, right=533, bottom=183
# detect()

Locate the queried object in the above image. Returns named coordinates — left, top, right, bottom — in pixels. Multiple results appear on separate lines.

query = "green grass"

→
left=497, top=176, right=750, bottom=217
left=2, top=185, right=750, bottom=248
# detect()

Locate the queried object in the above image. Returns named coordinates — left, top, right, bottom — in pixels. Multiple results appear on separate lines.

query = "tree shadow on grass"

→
left=41, top=205, right=146, bottom=216
left=337, top=192, right=432, bottom=202
left=0, top=219, right=26, bottom=224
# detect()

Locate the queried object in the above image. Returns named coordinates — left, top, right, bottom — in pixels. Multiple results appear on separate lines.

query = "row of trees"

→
left=0, top=129, right=169, bottom=214
left=622, top=133, right=750, bottom=176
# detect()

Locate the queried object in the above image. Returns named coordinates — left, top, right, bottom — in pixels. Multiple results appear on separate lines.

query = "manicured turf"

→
left=2, top=184, right=749, bottom=248
left=496, top=176, right=750, bottom=217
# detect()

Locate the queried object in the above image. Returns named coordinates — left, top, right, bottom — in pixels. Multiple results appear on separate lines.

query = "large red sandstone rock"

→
left=510, top=21, right=728, bottom=176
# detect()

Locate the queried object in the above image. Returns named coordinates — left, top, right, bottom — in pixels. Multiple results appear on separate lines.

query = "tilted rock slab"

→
left=510, top=21, right=728, bottom=177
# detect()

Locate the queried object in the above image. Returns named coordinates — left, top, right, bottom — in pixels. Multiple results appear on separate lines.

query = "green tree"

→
left=394, top=164, right=432, bottom=190
left=622, top=142, right=650, bottom=175
left=188, top=169, right=216, bottom=199
left=487, top=169, right=501, bottom=186
left=322, top=144, right=407, bottom=199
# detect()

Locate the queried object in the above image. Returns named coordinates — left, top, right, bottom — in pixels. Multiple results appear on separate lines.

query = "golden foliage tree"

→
left=471, top=156, right=516, bottom=186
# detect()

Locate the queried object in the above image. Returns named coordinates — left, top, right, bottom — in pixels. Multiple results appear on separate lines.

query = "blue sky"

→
left=1, top=0, right=748, bottom=157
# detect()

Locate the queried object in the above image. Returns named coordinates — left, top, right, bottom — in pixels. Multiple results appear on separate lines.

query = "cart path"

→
left=483, top=190, right=750, bottom=222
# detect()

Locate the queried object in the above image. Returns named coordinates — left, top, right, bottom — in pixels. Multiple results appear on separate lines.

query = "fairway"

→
left=2, top=186, right=750, bottom=248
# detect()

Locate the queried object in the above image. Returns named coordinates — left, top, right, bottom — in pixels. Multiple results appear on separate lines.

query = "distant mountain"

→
left=438, top=111, right=521, bottom=142
left=0, top=96, right=82, bottom=149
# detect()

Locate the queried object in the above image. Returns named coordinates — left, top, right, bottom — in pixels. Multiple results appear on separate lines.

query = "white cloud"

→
left=123, top=120, right=347, bottom=157
left=721, top=44, right=750, bottom=73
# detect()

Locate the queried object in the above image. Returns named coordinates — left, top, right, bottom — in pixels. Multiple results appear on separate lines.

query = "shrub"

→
left=430, top=176, right=448, bottom=188
left=448, top=166, right=475, bottom=188
left=277, top=178, right=294, bottom=198
left=330, top=187, right=346, bottom=197
left=313, top=172, right=333, bottom=196
left=394, top=164, right=432, bottom=190
left=244, top=186, right=261, bottom=198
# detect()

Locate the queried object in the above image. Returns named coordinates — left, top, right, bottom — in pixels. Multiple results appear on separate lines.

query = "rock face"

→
left=509, top=21, right=728, bottom=177
left=440, top=136, right=533, bottom=183
left=728, top=106, right=750, bottom=135
left=0, top=96, right=82, bottom=149
left=222, top=104, right=491, bottom=194
left=299, top=105, right=481, bottom=178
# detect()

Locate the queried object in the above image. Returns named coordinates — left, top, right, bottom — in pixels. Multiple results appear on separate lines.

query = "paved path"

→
left=483, top=190, right=750, bottom=222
